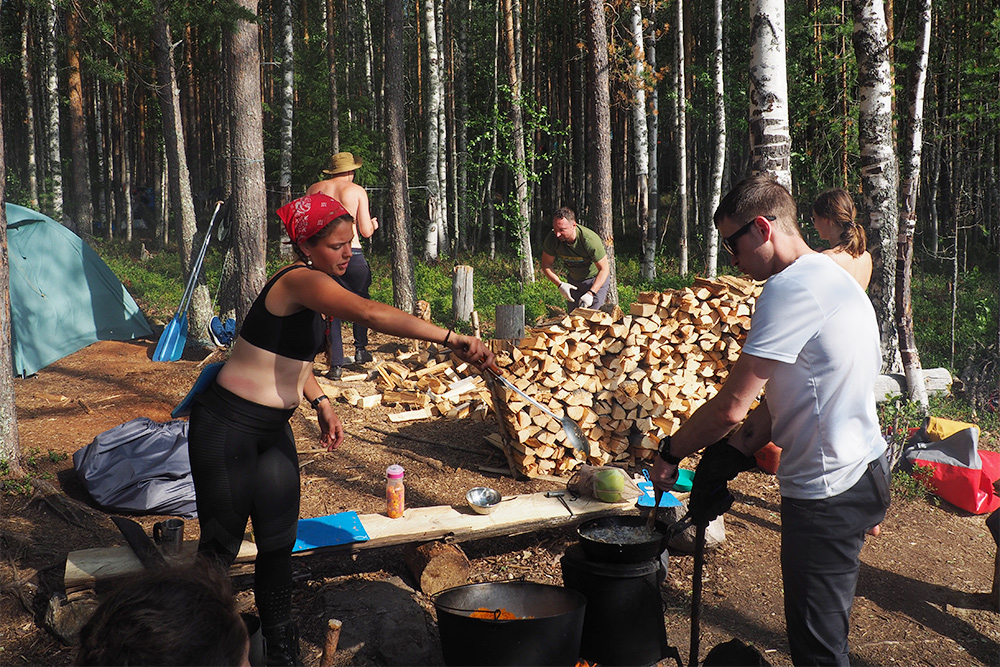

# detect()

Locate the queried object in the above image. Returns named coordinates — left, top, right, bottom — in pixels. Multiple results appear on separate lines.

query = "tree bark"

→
left=585, top=0, right=616, bottom=306
left=502, top=0, right=534, bottom=281
left=630, top=0, right=651, bottom=282
left=325, top=0, right=340, bottom=154
left=424, top=0, right=444, bottom=260
left=748, top=0, right=792, bottom=191
left=226, top=0, right=268, bottom=325
left=385, top=0, right=416, bottom=313
left=0, top=80, right=23, bottom=474
left=852, top=0, right=900, bottom=372
left=676, top=0, right=689, bottom=275
left=279, top=0, right=295, bottom=205
left=707, top=0, right=726, bottom=279
left=43, top=0, right=63, bottom=220
left=644, top=0, right=658, bottom=281
left=895, top=0, right=931, bottom=411
left=153, top=1, right=210, bottom=347
left=21, top=8, right=39, bottom=210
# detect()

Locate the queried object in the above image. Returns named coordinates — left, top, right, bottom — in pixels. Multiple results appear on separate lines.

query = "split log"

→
left=403, top=541, right=471, bottom=595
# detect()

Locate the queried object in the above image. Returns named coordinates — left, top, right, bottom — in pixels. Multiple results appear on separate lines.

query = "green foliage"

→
left=891, top=463, right=937, bottom=502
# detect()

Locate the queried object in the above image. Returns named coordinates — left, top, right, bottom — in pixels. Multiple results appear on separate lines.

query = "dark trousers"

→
left=188, top=382, right=300, bottom=630
left=567, top=275, right=609, bottom=310
left=780, top=456, right=890, bottom=665
left=329, top=250, right=372, bottom=366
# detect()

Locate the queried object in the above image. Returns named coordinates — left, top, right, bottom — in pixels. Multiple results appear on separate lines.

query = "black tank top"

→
left=238, top=265, right=325, bottom=361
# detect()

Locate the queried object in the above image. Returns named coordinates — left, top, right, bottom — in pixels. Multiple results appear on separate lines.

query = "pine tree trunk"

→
left=852, top=0, right=900, bottom=372
left=0, top=80, right=23, bottom=474
left=43, top=0, right=63, bottom=219
left=748, top=0, right=792, bottom=191
left=707, top=0, right=726, bottom=279
left=895, top=0, right=931, bottom=411
left=66, top=6, right=93, bottom=234
left=585, top=0, right=616, bottom=305
left=645, top=0, right=658, bottom=282
left=455, top=0, right=470, bottom=252
left=226, top=0, right=268, bottom=325
left=385, top=0, right=416, bottom=313
left=502, top=0, right=534, bottom=281
left=112, top=81, right=133, bottom=242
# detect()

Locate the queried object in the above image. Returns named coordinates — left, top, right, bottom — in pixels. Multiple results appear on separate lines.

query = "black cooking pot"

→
left=433, top=581, right=586, bottom=666
left=577, top=515, right=671, bottom=563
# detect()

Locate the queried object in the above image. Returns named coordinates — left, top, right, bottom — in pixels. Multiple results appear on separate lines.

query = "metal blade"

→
left=111, top=516, right=167, bottom=570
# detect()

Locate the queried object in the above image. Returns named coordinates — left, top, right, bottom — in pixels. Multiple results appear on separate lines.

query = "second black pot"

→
left=577, top=515, right=671, bottom=563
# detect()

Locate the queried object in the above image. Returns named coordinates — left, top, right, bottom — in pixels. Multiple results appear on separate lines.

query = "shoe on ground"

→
left=208, top=317, right=226, bottom=347
left=355, top=349, right=374, bottom=365
left=326, top=366, right=343, bottom=381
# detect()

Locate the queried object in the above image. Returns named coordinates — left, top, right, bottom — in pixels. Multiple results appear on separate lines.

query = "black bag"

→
left=73, top=417, right=197, bottom=517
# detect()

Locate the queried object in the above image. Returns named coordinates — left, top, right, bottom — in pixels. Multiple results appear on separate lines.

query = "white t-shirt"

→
left=743, top=253, right=887, bottom=499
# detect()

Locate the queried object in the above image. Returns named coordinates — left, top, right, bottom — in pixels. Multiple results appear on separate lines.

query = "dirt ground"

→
left=2, top=335, right=999, bottom=666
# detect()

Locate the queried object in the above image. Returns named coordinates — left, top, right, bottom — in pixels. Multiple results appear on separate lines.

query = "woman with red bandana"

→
left=188, top=193, right=497, bottom=665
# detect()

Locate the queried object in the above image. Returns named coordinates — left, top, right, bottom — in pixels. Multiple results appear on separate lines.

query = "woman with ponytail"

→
left=811, top=188, right=872, bottom=289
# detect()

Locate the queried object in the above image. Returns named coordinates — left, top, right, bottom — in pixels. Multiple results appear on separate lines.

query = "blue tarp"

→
left=6, top=203, right=152, bottom=376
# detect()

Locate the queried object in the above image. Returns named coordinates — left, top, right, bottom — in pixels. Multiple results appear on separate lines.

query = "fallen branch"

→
left=30, top=479, right=102, bottom=529
left=364, top=425, right=486, bottom=455
left=345, top=429, right=447, bottom=471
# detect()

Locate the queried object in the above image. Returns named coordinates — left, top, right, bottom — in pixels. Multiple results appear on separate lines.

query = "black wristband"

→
left=443, top=329, right=453, bottom=346
left=658, top=435, right=683, bottom=465
left=309, top=394, right=330, bottom=410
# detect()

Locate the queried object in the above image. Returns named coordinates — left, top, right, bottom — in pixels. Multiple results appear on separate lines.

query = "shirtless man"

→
left=306, top=152, right=379, bottom=379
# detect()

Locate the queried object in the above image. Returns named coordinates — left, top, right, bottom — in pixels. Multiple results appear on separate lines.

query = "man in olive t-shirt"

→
left=540, top=207, right=610, bottom=310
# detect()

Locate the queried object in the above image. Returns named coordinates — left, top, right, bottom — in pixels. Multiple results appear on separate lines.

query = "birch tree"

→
left=630, top=0, right=652, bottom=281
left=586, top=0, right=616, bottom=305
left=852, top=0, right=899, bottom=372
left=748, top=0, right=792, bottom=191
left=21, top=8, right=39, bottom=210
left=227, top=0, right=268, bottom=323
left=706, top=0, right=726, bottom=278
left=385, top=0, right=416, bottom=312
left=676, top=0, right=689, bottom=275
left=895, top=0, right=931, bottom=409
left=423, top=0, right=445, bottom=260
left=644, top=0, right=658, bottom=281
left=279, top=0, right=294, bottom=205
left=43, top=0, right=63, bottom=219
left=325, top=0, right=340, bottom=154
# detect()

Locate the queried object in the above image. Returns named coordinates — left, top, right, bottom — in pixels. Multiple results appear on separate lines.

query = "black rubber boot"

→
left=262, top=621, right=303, bottom=666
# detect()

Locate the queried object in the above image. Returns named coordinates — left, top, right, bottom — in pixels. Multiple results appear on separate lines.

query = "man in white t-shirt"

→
left=649, top=175, right=890, bottom=665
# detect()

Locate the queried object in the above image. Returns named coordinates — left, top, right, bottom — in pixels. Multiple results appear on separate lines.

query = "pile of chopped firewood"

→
left=489, top=275, right=761, bottom=478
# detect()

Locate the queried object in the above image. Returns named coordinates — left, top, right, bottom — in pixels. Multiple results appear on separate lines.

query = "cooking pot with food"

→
left=577, top=515, right=672, bottom=563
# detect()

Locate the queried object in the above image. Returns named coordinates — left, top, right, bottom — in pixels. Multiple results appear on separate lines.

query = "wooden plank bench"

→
left=64, top=491, right=638, bottom=596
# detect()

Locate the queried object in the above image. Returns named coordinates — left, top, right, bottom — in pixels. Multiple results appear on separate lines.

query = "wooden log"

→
left=403, top=541, right=472, bottom=595
left=320, top=619, right=343, bottom=667
left=453, top=265, right=475, bottom=324
left=496, top=304, right=526, bottom=340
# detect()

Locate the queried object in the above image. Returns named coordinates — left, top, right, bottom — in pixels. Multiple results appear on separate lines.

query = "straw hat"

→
left=322, top=151, right=363, bottom=176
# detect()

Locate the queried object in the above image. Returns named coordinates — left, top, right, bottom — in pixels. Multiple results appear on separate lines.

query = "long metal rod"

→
left=490, top=371, right=562, bottom=421
left=690, top=522, right=706, bottom=667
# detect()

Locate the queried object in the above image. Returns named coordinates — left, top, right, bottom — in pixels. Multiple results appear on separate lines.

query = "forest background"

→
left=0, top=0, right=999, bottom=455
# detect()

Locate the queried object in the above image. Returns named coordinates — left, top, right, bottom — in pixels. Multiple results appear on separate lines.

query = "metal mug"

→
left=152, top=518, right=184, bottom=556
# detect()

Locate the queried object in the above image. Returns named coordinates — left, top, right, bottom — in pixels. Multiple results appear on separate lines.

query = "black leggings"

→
left=188, top=382, right=300, bottom=629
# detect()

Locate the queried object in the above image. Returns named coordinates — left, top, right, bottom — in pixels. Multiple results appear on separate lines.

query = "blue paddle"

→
left=152, top=202, right=224, bottom=362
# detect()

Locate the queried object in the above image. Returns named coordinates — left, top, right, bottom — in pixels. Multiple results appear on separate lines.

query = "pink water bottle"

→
left=386, top=464, right=405, bottom=518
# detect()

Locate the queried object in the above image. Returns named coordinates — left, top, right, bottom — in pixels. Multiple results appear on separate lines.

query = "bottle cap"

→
left=386, top=464, right=405, bottom=479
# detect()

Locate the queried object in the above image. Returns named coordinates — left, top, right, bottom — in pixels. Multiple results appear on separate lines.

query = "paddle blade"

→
left=165, top=313, right=189, bottom=362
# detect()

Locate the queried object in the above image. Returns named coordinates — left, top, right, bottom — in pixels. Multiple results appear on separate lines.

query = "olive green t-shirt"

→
left=541, top=225, right=606, bottom=282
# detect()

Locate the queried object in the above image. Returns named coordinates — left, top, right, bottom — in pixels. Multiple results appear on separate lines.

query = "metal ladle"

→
left=489, top=371, right=589, bottom=454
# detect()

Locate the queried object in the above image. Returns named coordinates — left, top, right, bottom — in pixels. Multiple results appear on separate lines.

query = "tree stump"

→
left=403, top=541, right=471, bottom=595
left=453, top=265, right=474, bottom=324
left=495, top=304, right=525, bottom=340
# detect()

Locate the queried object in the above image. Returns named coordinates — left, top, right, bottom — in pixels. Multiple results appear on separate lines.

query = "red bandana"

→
left=276, top=194, right=350, bottom=243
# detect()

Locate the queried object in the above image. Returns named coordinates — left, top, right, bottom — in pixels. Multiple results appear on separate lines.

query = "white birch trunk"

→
left=676, top=0, right=689, bottom=275
left=436, top=0, right=449, bottom=254
left=749, top=0, right=792, bottom=192
left=424, top=0, right=442, bottom=260
left=279, top=0, right=294, bottom=205
left=852, top=0, right=900, bottom=372
left=631, top=0, right=652, bottom=281
left=895, top=0, right=931, bottom=409
left=707, top=0, right=726, bottom=279
left=44, top=0, right=63, bottom=219
left=360, top=0, right=376, bottom=125
left=22, top=10, right=39, bottom=210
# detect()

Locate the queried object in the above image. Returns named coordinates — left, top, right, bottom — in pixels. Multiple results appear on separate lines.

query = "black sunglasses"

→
left=722, top=215, right=775, bottom=255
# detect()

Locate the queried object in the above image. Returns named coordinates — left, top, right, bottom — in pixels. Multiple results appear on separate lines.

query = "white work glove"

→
left=558, top=282, right=575, bottom=301
left=579, top=291, right=595, bottom=308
